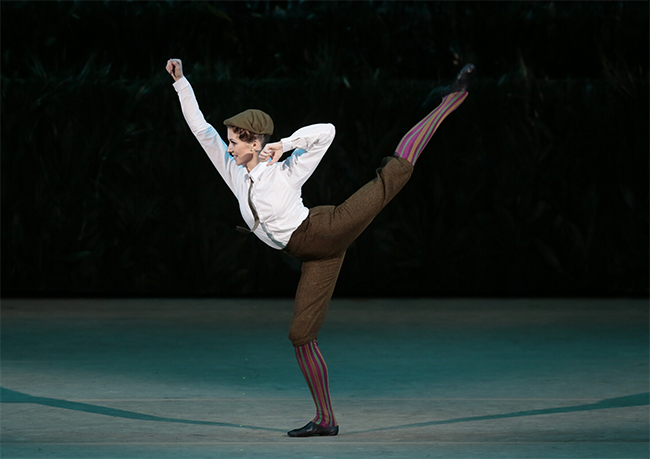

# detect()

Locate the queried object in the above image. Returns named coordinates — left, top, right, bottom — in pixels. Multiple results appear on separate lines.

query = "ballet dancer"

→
left=166, top=58, right=474, bottom=437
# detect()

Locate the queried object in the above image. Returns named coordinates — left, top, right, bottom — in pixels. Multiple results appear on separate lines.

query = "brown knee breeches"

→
left=283, top=156, right=413, bottom=347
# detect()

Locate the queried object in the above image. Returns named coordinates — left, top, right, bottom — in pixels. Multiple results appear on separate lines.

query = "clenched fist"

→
left=166, top=59, right=183, bottom=82
left=259, top=141, right=284, bottom=166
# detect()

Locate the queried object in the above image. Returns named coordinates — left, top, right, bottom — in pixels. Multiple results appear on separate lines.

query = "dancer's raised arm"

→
left=166, top=59, right=241, bottom=193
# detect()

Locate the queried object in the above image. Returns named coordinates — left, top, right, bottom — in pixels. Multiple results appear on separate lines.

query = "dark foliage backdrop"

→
left=2, top=1, right=648, bottom=297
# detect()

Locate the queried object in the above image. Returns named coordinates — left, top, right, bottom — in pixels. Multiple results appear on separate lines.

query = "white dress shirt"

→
left=173, top=77, right=336, bottom=250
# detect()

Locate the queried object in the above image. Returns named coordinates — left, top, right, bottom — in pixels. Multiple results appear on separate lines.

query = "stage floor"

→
left=1, top=298, right=648, bottom=458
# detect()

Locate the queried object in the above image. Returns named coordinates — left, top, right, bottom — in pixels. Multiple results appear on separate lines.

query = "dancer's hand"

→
left=260, top=141, right=283, bottom=166
left=166, top=59, right=183, bottom=81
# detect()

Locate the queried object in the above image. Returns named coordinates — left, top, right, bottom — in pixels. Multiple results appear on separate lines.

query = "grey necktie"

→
left=236, top=176, right=260, bottom=234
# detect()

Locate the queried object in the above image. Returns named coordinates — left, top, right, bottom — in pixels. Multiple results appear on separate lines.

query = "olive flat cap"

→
left=223, top=109, right=274, bottom=135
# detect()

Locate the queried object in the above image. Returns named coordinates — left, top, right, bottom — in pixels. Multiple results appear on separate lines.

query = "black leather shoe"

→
left=287, top=421, right=339, bottom=437
left=441, top=63, right=476, bottom=96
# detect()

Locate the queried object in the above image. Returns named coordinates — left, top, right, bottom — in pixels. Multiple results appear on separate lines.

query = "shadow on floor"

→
left=349, top=393, right=650, bottom=434
left=0, top=387, right=284, bottom=432
left=3, top=387, right=647, bottom=435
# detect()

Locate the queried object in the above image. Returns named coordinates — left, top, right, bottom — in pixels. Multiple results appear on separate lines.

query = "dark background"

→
left=2, top=1, right=648, bottom=298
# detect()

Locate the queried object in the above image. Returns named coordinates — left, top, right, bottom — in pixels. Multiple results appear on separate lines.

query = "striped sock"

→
left=394, top=91, right=468, bottom=165
left=295, top=340, right=337, bottom=427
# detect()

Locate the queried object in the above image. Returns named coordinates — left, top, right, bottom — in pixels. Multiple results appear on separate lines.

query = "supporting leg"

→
left=289, top=254, right=346, bottom=347
left=287, top=255, right=344, bottom=437
left=288, top=339, right=339, bottom=437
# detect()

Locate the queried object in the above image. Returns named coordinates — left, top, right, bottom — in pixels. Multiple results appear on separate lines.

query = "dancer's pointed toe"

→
left=287, top=421, right=339, bottom=438
left=441, top=63, right=476, bottom=96
left=455, top=63, right=476, bottom=91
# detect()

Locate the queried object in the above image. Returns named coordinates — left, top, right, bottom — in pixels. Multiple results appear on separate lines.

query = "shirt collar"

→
left=247, top=161, right=267, bottom=182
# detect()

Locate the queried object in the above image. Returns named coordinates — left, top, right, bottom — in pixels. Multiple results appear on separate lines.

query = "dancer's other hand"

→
left=166, top=59, right=184, bottom=82
left=260, top=141, right=283, bottom=166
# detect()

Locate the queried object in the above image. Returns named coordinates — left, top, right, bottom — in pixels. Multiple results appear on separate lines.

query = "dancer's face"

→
left=227, top=128, right=259, bottom=169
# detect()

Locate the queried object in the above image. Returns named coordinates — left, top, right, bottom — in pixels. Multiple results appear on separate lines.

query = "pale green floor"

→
left=1, top=298, right=648, bottom=459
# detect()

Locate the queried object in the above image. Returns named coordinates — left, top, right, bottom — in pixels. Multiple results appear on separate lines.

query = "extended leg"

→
left=394, top=64, right=475, bottom=165
left=284, top=156, right=413, bottom=261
